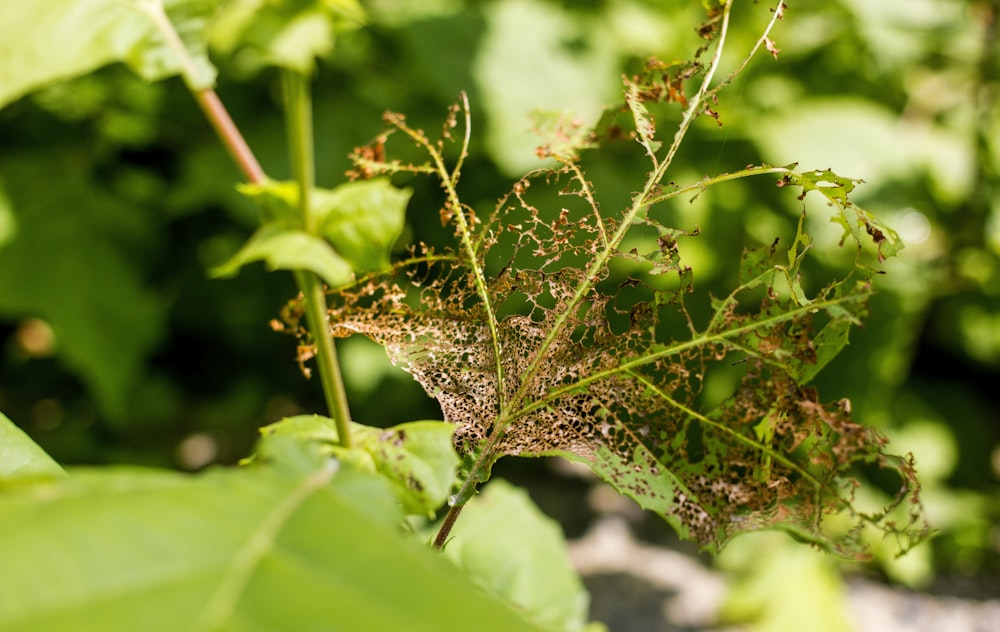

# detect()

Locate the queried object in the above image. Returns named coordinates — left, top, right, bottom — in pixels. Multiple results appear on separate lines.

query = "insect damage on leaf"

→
left=282, top=3, right=928, bottom=557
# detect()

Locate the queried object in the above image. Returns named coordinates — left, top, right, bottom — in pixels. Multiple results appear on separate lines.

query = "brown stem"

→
left=136, top=1, right=266, bottom=185
left=432, top=503, right=465, bottom=549
left=194, top=88, right=267, bottom=185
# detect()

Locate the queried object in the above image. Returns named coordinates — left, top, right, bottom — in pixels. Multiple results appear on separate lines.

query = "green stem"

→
left=295, top=271, right=354, bottom=447
left=283, top=72, right=317, bottom=231
left=283, top=71, right=353, bottom=447
left=388, top=96, right=506, bottom=547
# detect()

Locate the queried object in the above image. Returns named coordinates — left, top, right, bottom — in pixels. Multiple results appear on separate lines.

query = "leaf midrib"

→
left=506, top=289, right=868, bottom=424
left=192, top=460, right=338, bottom=631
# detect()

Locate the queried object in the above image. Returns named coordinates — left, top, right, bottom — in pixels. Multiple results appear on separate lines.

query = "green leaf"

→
left=781, top=167, right=904, bottom=262
left=353, top=421, right=459, bottom=517
left=0, top=457, right=541, bottom=632
left=0, top=412, right=66, bottom=482
left=208, top=0, right=366, bottom=75
left=443, top=480, right=592, bottom=632
left=313, top=179, right=411, bottom=272
left=0, top=0, right=217, bottom=109
left=210, top=224, right=354, bottom=287
left=475, top=0, right=618, bottom=175
left=238, top=178, right=411, bottom=274
left=258, top=415, right=460, bottom=517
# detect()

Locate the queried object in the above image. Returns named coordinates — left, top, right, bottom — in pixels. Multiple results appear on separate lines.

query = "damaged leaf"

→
left=780, top=167, right=903, bottom=262
left=283, top=2, right=928, bottom=557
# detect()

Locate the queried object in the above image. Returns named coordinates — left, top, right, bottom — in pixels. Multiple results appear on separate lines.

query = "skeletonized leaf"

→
left=780, top=168, right=903, bottom=262
left=529, top=109, right=598, bottom=162
left=624, top=77, right=661, bottom=159
left=312, top=93, right=928, bottom=557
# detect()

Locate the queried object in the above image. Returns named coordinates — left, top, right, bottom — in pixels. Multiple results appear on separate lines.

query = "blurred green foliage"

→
left=0, top=0, right=997, bottom=596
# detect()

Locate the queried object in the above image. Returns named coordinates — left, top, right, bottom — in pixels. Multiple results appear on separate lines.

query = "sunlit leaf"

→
left=237, top=178, right=410, bottom=274
left=208, top=0, right=365, bottom=75
left=0, top=0, right=217, bottom=109
left=443, top=480, right=592, bottom=632
left=0, top=413, right=66, bottom=482
left=718, top=533, right=851, bottom=632
left=0, top=449, right=540, bottom=632
left=210, top=224, right=354, bottom=287
left=475, top=0, right=618, bottom=175
left=313, top=179, right=411, bottom=272
left=256, top=415, right=459, bottom=517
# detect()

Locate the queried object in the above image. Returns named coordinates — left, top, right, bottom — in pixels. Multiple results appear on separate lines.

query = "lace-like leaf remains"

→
left=292, top=13, right=927, bottom=556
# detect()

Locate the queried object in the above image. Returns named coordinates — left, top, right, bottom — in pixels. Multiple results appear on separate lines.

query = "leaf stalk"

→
left=137, top=0, right=265, bottom=184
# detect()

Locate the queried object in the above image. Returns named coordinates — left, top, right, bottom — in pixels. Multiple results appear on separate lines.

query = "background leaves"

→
left=0, top=0, right=218, bottom=108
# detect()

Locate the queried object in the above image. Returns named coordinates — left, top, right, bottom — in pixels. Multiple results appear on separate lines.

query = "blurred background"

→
left=0, top=0, right=997, bottom=630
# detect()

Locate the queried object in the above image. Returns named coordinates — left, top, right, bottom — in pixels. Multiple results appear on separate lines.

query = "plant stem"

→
left=283, top=72, right=317, bottom=231
left=432, top=504, right=464, bottom=549
left=283, top=70, right=354, bottom=447
left=137, top=0, right=265, bottom=184
left=295, top=271, right=354, bottom=447
left=194, top=89, right=266, bottom=185
left=432, top=429, right=503, bottom=548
